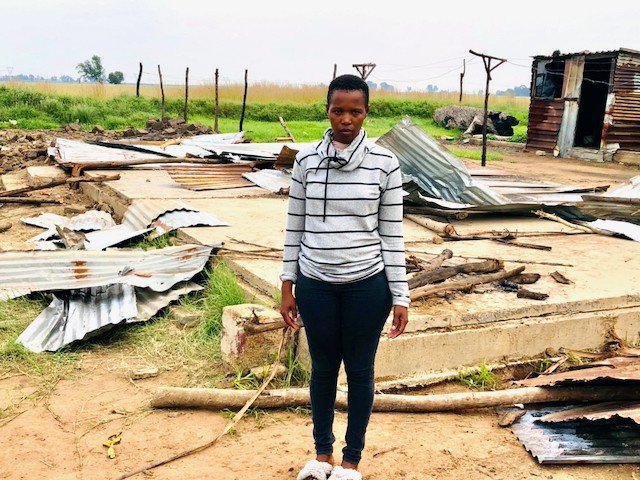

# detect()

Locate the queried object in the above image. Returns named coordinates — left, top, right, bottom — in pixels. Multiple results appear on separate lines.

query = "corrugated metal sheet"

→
left=54, top=138, right=165, bottom=166
left=133, top=282, right=203, bottom=323
left=526, top=99, right=565, bottom=151
left=23, top=210, right=117, bottom=243
left=534, top=48, right=640, bottom=61
left=376, top=118, right=508, bottom=206
left=15, top=281, right=204, bottom=352
left=167, top=164, right=254, bottom=191
left=16, top=284, right=138, bottom=352
left=83, top=225, right=152, bottom=251
left=540, top=402, right=640, bottom=425
left=607, top=53, right=640, bottom=151
left=511, top=405, right=640, bottom=464
left=242, top=169, right=291, bottom=193
left=0, top=244, right=213, bottom=299
left=579, top=176, right=640, bottom=224
left=121, top=199, right=227, bottom=234
left=518, top=357, right=640, bottom=387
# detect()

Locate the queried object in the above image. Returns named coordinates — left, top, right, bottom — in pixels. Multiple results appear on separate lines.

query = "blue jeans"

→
left=295, top=271, right=393, bottom=465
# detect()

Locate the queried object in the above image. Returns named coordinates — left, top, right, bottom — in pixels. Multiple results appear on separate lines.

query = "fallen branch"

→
left=493, top=238, right=552, bottom=251
left=405, top=214, right=457, bottom=236
left=1, top=174, right=121, bottom=197
left=408, top=259, right=503, bottom=290
left=115, top=329, right=290, bottom=480
left=421, top=248, right=453, bottom=270
left=410, top=266, right=525, bottom=302
left=405, top=250, right=574, bottom=267
left=151, top=384, right=640, bottom=412
left=0, top=197, right=62, bottom=205
left=0, top=222, right=12, bottom=234
left=533, top=210, right=602, bottom=234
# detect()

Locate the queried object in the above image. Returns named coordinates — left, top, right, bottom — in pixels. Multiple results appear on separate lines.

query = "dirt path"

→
left=2, top=356, right=638, bottom=480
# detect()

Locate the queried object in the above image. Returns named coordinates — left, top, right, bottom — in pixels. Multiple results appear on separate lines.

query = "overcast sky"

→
left=2, top=0, right=639, bottom=92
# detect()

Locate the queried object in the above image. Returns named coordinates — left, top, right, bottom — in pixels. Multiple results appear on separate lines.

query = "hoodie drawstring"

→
left=315, top=156, right=348, bottom=222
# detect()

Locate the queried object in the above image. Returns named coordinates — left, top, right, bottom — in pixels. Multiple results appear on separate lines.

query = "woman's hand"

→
left=280, top=281, right=300, bottom=331
left=388, top=305, right=408, bottom=339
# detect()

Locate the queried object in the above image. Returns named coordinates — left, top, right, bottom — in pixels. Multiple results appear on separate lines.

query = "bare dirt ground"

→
left=3, top=133, right=640, bottom=480
left=457, top=144, right=640, bottom=187
left=3, top=354, right=640, bottom=480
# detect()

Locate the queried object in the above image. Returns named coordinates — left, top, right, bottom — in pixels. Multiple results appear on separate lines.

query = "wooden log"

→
left=534, top=210, right=594, bottom=233
left=151, top=384, right=640, bottom=412
left=494, top=238, right=552, bottom=251
left=408, top=259, right=502, bottom=290
left=517, top=288, right=549, bottom=301
left=405, top=214, right=457, bottom=236
left=410, top=266, right=525, bottom=302
left=1, top=174, right=120, bottom=197
left=0, top=222, right=12, bottom=233
left=422, top=248, right=453, bottom=271
left=510, top=273, right=540, bottom=284
left=0, top=197, right=61, bottom=205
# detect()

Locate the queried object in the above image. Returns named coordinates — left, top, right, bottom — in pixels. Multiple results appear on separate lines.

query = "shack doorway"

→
left=574, top=59, right=612, bottom=148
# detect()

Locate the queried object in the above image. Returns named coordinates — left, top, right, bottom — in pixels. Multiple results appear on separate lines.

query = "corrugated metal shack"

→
left=526, top=48, right=640, bottom=164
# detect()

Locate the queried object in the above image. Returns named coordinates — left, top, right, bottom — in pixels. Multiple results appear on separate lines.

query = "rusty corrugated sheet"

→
left=607, top=52, right=640, bottom=151
left=540, top=402, right=640, bottom=425
left=0, top=244, right=213, bottom=300
left=166, top=164, right=254, bottom=191
left=526, top=99, right=564, bottom=152
left=518, top=357, right=640, bottom=387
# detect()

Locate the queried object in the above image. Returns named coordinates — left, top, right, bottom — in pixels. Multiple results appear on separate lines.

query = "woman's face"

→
left=326, top=89, right=369, bottom=144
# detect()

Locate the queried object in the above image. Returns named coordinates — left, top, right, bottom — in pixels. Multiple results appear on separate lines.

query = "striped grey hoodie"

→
left=280, top=128, right=410, bottom=307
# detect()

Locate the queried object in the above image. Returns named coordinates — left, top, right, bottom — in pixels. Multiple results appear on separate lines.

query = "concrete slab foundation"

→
left=83, top=167, right=640, bottom=380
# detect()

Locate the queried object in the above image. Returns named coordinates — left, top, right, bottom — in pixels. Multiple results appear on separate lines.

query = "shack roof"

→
left=533, top=48, right=640, bottom=61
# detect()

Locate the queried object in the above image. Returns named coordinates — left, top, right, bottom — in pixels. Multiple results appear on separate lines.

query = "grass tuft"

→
left=448, top=147, right=503, bottom=162
left=459, top=362, right=498, bottom=391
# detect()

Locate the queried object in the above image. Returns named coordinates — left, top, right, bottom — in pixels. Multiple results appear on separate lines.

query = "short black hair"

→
left=327, top=74, right=369, bottom=107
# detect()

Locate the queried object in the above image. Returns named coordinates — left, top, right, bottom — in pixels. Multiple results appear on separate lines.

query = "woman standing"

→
left=280, top=74, right=409, bottom=480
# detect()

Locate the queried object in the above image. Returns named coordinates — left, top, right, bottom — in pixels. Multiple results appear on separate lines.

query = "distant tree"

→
left=77, top=55, right=106, bottom=83
left=60, top=75, right=76, bottom=83
left=366, top=80, right=378, bottom=90
left=380, top=82, right=395, bottom=92
left=108, top=71, right=125, bottom=84
left=426, top=84, right=439, bottom=93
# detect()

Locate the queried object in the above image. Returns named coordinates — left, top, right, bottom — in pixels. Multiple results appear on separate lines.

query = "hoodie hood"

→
left=315, top=128, right=368, bottom=172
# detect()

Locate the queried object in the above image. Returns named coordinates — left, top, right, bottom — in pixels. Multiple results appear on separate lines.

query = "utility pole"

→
left=136, top=62, right=142, bottom=97
left=214, top=68, right=220, bottom=133
left=352, top=63, right=376, bottom=80
left=332, top=64, right=337, bottom=80
left=469, top=50, right=506, bottom=167
left=239, top=69, right=248, bottom=132
left=459, top=59, right=465, bottom=103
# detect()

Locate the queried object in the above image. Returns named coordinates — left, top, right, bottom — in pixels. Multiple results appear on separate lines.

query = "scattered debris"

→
left=516, top=288, right=549, bottom=301
left=550, top=271, right=573, bottom=284
left=170, top=305, right=202, bottom=328
left=103, top=433, right=122, bottom=459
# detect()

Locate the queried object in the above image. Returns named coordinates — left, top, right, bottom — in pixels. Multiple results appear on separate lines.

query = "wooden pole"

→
left=183, top=67, right=189, bottom=122
left=333, top=64, right=337, bottom=80
left=151, top=385, right=640, bottom=412
left=214, top=68, right=219, bottom=133
left=136, top=62, right=142, bottom=97
left=239, top=69, right=248, bottom=132
left=469, top=50, right=506, bottom=167
left=158, top=65, right=166, bottom=120
left=0, top=175, right=120, bottom=197
left=459, top=59, right=465, bottom=103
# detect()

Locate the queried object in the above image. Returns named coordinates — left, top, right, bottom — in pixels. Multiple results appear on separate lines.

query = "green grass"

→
left=0, top=85, right=529, bottom=143
left=130, top=231, right=177, bottom=250
left=447, top=147, right=503, bottom=162
left=459, top=362, right=498, bottom=391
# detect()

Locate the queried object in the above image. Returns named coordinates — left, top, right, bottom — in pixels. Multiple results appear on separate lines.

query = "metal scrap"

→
left=15, top=281, right=203, bottom=352
left=242, top=169, right=292, bottom=193
left=518, top=357, right=640, bottom=387
left=121, top=199, right=227, bottom=234
left=540, top=402, right=640, bottom=425
left=166, top=164, right=254, bottom=191
left=511, top=405, right=640, bottom=464
left=23, top=210, right=116, bottom=243
left=0, top=244, right=213, bottom=300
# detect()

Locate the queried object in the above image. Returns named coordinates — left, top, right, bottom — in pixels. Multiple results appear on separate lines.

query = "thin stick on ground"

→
left=114, top=328, right=291, bottom=480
